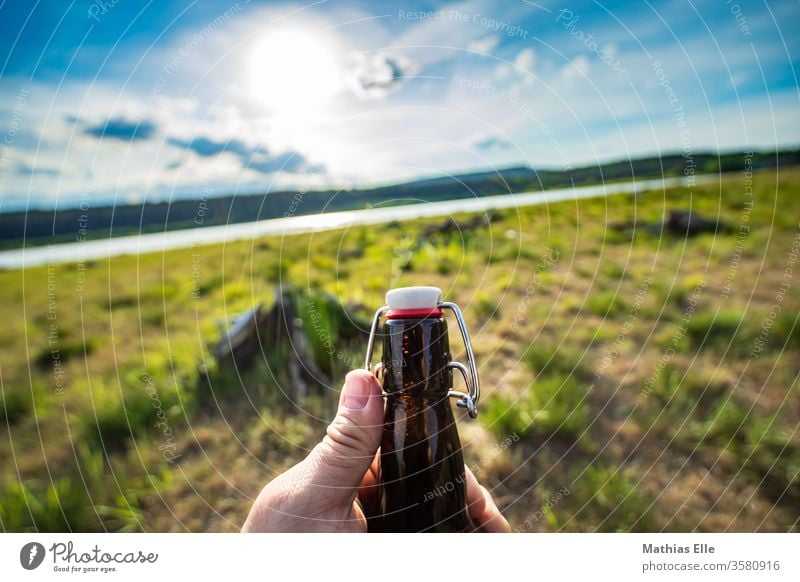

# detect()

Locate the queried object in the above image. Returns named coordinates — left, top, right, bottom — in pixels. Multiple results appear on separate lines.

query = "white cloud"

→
left=515, top=47, right=536, bottom=73
left=494, top=63, right=512, bottom=79
left=561, top=54, right=590, bottom=79
left=730, top=70, right=749, bottom=88
left=343, top=53, right=420, bottom=99
left=469, top=133, right=514, bottom=151
left=467, top=36, right=500, bottom=54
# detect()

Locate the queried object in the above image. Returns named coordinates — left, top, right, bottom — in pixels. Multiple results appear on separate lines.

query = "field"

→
left=1, top=166, right=798, bottom=532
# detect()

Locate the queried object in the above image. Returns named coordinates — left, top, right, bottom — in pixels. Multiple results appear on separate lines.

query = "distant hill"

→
left=2, top=149, right=798, bottom=249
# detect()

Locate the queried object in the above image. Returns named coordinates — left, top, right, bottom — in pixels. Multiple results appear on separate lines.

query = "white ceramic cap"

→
left=386, top=286, right=443, bottom=310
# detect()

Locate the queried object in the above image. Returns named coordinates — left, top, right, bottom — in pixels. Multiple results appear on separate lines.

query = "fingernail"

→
left=342, top=371, right=371, bottom=410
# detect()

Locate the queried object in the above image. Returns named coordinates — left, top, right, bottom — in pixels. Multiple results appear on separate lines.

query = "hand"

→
left=242, top=369, right=510, bottom=532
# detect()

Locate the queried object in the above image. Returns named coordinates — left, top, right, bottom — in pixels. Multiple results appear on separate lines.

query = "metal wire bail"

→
left=364, top=306, right=389, bottom=372
left=440, top=302, right=481, bottom=418
left=363, top=300, right=481, bottom=418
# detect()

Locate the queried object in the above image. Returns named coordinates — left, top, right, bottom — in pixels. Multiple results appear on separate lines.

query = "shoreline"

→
left=0, top=174, right=717, bottom=270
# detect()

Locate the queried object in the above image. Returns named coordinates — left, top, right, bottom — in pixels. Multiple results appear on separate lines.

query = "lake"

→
left=0, top=175, right=713, bottom=269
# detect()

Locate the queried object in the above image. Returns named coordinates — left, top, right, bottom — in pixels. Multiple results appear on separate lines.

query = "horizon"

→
left=1, top=146, right=796, bottom=214
left=1, top=0, right=798, bottom=211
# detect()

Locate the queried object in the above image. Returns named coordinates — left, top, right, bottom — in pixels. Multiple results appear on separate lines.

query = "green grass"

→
left=1, top=167, right=799, bottom=532
left=586, top=290, right=630, bottom=318
left=558, top=462, right=655, bottom=532
left=471, top=291, right=500, bottom=322
left=686, top=309, right=747, bottom=350
left=484, top=331, right=591, bottom=442
left=482, top=393, right=536, bottom=438
left=33, top=336, right=99, bottom=370
left=1, top=387, right=33, bottom=424
left=483, top=373, right=590, bottom=442
left=0, top=476, right=98, bottom=532
left=0, top=444, right=147, bottom=532
left=769, top=311, right=800, bottom=350
left=79, top=392, right=154, bottom=451
left=526, top=341, right=587, bottom=378
left=528, top=376, right=591, bottom=441
left=740, top=422, right=800, bottom=507
left=638, top=366, right=799, bottom=508
left=639, top=365, right=740, bottom=443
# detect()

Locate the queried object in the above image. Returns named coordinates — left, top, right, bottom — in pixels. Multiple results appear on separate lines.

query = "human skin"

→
left=242, top=370, right=510, bottom=533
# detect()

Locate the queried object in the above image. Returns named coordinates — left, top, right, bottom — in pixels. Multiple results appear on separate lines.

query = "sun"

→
left=248, top=30, right=340, bottom=117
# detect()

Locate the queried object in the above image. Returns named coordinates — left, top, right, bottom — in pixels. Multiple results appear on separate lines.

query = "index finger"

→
left=465, top=465, right=511, bottom=533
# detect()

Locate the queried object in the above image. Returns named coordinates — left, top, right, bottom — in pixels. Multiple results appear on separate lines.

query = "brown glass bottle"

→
left=368, top=314, right=471, bottom=532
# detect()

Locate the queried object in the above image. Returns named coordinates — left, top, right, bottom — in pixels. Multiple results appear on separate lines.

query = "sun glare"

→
left=249, top=30, right=340, bottom=117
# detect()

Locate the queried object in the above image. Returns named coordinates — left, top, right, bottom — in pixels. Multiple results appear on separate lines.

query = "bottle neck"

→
left=381, top=316, right=452, bottom=399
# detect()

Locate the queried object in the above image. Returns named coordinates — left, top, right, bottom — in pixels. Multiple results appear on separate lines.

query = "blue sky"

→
left=0, top=0, right=797, bottom=210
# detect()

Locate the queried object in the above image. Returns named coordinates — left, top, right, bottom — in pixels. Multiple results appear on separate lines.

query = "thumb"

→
left=303, top=369, right=384, bottom=502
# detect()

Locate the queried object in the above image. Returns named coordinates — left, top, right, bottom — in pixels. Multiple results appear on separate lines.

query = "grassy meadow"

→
left=1, top=166, right=798, bottom=532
